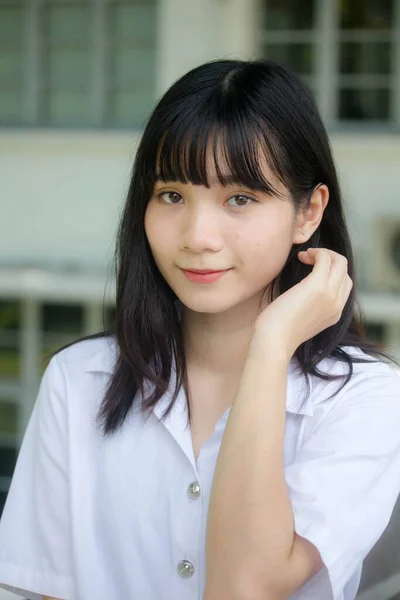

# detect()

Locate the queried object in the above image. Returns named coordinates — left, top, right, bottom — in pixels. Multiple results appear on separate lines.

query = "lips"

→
left=182, top=268, right=227, bottom=273
left=180, top=268, right=231, bottom=284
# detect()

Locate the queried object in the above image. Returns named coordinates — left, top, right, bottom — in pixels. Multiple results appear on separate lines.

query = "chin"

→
left=176, top=298, right=230, bottom=314
left=173, top=291, right=246, bottom=315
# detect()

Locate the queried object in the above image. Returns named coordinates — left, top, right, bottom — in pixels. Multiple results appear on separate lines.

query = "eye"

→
left=226, top=194, right=258, bottom=208
left=158, top=191, right=183, bottom=204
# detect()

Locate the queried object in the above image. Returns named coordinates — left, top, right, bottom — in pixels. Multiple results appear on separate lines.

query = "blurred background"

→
left=0, top=0, right=400, bottom=599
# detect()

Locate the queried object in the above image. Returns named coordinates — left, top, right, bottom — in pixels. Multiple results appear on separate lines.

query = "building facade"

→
left=1, top=1, right=400, bottom=598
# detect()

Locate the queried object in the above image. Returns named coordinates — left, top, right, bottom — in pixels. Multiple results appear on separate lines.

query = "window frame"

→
left=259, top=0, right=400, bottom=131
left=0, top=0, right=158, bottom=129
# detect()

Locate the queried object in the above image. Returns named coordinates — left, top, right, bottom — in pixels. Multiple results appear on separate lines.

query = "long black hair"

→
left=51, top=58, right=398, bottom=436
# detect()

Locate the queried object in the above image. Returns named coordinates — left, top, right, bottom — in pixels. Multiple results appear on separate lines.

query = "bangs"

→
left=155, top=111, right=285, bottom=198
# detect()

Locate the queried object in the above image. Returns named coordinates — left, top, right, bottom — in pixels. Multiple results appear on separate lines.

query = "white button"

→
left=177, top=559, right=195, bottom=578
left=187, top=481, right=201, bottom=500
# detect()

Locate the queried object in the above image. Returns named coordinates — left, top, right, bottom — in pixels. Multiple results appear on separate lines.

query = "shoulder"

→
left=36, top=335, right=118, bottom=422
left=318, top=345, right=400, bottom=386
left=51, top=334, right=118, bottom=383
left=307, top=345, right=400, bottom=417
left=285, top=351, right=400, bottom=600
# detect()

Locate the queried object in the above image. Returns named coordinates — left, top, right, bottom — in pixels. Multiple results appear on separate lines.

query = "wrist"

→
left=249, top=328, right=292, bottom=364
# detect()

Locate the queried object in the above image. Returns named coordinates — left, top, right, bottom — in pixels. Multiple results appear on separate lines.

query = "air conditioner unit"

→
left=371, top=217, right=400, bottom=292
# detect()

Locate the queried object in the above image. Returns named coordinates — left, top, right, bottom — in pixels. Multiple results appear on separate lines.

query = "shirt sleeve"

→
left=0, top=355, right=74, bottom=600
left=285, top=369, right=400, bottom=600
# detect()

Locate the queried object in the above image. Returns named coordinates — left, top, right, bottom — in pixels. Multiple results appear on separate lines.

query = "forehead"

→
left=155, top=140, right=283, bottom=191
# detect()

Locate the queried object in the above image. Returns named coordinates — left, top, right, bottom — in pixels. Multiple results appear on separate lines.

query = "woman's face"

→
left=144, top=152, right=302, bottom=316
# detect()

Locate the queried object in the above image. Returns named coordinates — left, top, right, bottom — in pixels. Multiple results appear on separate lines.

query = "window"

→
left=42, top=1, right=91, bottom=125
left=260, top=0, right=400, bottom=127
left=105, top=305, right=116, bottom=331
left=260, top=0, right=316, bottom=92
left=40, top=302, right=84, bottom=372
left=107, top=2, right=157, bottom=127
left=0, top=447, right=18, bottom=480
left=0, top=1, right=25, bottom=125
left=0, top=300, right=20, bottom=516
left=365, top=321, right=387, bottom=344
left=0, top=446, right=17, bottom=517
left=0, top=0, right=158, bottom=128
left=0, top=301, right=20, bottom=379
left=0, top=492, right=8, bottom=517
left=0, top=401, right=18, bottom=436
left=338, top=0, right=394, bottom=120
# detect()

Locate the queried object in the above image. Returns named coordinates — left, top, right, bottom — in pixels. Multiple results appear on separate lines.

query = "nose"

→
left=181, top=205, right=224, bottom=253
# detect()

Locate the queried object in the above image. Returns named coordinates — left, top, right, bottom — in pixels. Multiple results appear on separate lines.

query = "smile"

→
left=180, top=269, right=231, bottom=284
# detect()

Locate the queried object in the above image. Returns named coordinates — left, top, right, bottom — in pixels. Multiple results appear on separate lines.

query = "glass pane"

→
left=44, top=2, right=89, bottom=40
left=42, top=303, right=83, bottom=334
left=41, top=304, right=83, bottom=373
left=110, top=47, right=156, bottom=86
left=0, top=401, right=18, bottom=435
left=106, top=1, right=157, bottom=128
left=339, top=87, right=390, bottom=120
left=340, top=42, right=391, bottom=74
left=111, top=3, right=156, bottom=44
left=0, top=50, right=23, bottom=82
left=365, top=322, right=386, bottom=344
left=46, top=49, right=90, bottom=86
left=0, top=5, right=24, bottom=124
left=0, top=346, right=20, bottom=378
left=105, top=306, right=116, bottom=331
left=264, top=0, right=315, bottom=29
left=0, top=447, right=17, bottom=478
left=0, top=92, right=23, bottom=124
left=264, top=43, right=314, bottom=74
left=43, top=3, right=91, bottom=125
left=46, top=90, right=91, bottom=124
left=339, top=0, right=393, bottom=29
left=108, top=89, right=154, bottom=127
left=0, top=4, right=23, bottom=40
left=0, top=301, right=20, bottom=377
left=0, top=491, right=7, bottom=518
left=0, top=302, right=20, bottom=332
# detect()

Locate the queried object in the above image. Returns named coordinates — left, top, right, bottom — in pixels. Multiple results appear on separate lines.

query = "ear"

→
left=292, top=184, right=329, bottom=245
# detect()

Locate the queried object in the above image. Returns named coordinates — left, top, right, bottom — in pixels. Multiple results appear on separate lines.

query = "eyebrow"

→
left=154, top=173, right=244, bottom=186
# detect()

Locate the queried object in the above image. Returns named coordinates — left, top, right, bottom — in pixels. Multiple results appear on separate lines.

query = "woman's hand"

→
left=253, top=248, right=353, bottom=360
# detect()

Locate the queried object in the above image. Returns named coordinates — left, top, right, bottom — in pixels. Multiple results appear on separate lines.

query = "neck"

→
left=180, top=295, right=264, bottom=377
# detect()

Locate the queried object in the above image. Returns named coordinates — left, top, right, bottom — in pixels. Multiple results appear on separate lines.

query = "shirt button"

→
left=187, top=481, right=201, bottom=500
left=177, top=559, right=195, bottom=578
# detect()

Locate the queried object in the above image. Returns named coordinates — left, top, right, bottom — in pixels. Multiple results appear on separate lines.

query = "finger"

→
left=333, top=276, right=353, bottom=321
left=306, top=248, right=333, bottom=284
left=299, top=249, right=347, bottom=283
left=338, top=274, right=353, bottom=306
left=327, top=253, right=349, bottom=291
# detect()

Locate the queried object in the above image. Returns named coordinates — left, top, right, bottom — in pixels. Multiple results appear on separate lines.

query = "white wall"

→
left=331, top=134, right=400, bottom=287
left=156, top=0, right=259, bottom=97
left=0, top=590, right=20, bottom=600
left=0, top=131, right=137, bottom=272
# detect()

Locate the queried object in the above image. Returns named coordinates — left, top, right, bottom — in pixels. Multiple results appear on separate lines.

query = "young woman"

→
left=0, top=59, right=400, bottom=600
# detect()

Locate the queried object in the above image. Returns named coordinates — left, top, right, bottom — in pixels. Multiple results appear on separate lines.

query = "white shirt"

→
left=0, top=336, right=400, bottom=600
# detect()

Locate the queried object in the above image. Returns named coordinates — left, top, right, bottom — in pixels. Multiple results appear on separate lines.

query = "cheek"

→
left=237, top=213, right=294, bottom=276
left=144, top=205, right=169, bottom=257
left=240, top=220, right=293, bottom=257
